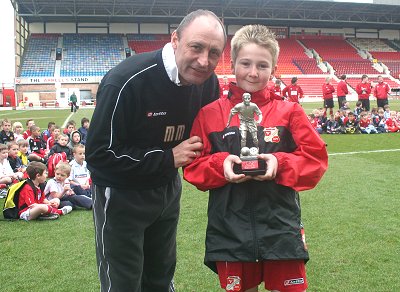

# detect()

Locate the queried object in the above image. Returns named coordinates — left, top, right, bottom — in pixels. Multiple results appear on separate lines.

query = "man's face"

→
left=171, top=15, right=225, bottom=86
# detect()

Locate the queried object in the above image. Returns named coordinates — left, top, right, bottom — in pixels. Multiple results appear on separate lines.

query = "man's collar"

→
left=162, top=43, right=182, bottom=86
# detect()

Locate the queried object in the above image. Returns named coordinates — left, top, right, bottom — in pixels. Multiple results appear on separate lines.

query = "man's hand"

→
left=172, top=136, right=203, bottom=168
left=223, top=155, right=251, bottom=184
left=253, top=154, right=278, bottom=181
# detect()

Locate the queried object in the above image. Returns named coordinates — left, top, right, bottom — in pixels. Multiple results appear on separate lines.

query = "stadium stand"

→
left=300, top=38, right=380, bottom=76
left=280, top=77, right=338, bottom=99
left=60, top=34, right=125, bottom=77
left=19, top=34, right=59, bottom=77
left=275, top=39, right=306, bottom=75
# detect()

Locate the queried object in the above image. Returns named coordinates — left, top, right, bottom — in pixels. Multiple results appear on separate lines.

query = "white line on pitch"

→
left=62, top=112, right=74, bottom=128
left=329, top=149, right=400, bottom=156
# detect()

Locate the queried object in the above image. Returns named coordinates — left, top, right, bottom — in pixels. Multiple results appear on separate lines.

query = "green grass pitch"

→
left=0, top=100, right=399, bottom=291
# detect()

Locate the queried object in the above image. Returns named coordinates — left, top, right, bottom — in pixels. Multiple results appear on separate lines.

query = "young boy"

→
left=0, top=143, right=19, bottom=185
left=41, top=121, right=56, bottom=143
left=12, top=121, right=24, bottom=142
left=78, top=117, right=90, bottom=145
left=22, top=119, right=35, bottom=140
left=7, top=141, right=25, bottom=177
left=69, top=144, right=92, bottom=198
left=67, top=130, right=82, bottom=151
left=63, top=120, right=76, bottom=136
left=27, top=125, right=48, bottom=163
left=344, top=112, right=358, bottom=134
left=17, top=139, right=29, bottom=167
left=322, top=76, right=335, bottom=117
left=46, top=125, right=61, bottom=151
left=183, top=25, right=328, bottom=292
left=48, top=133, right=73, bottom=161
left=18, top=161, right=72, bottom=221
left=44, top=162, right=92, bottom=210
left=0, top=118, right=15, bottom=144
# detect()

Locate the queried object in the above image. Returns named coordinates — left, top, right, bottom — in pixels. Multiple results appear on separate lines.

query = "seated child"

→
left=78, top=117, right=90, bottom=145
left=44, top=161, right=92, bottom=210
left=22, top=119, right=35, bottom=140
left=68, top=130, right=82, bottom=150
left=18, top=161, right=72, bottom=221
left=46, top=125, right=61, bottom=151
left=27, top=125, right=48, bottom=163
left=48, top=133, right=73, bottom=161
left=0, top=118, right=15, bottom=144
left=344, top=112, right=359, bottom=134
left=326, top=115, right=342, bottom=134
left=359, top=112, right=378, bottom=134
left=0, top=143, right=19, bottom=185
left=12, top=121, right=24, bottom=142
left=7, top=141, right=25, bottom=178
left=17, top=139, right=29, bottom=168
left=385, top=111, right=399, bottom=133
left=41, top=121, right=55, bottom=143
left=373, top=108, right=387, bottom=133
left=69, top=144, right=91, bottom=198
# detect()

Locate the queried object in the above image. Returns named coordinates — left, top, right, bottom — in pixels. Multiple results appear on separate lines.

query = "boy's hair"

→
left=12, top=121, right=23, bottom=131
left=356, top=101, right=362, bottom=107
left=361, top=74, right=368, bottom=80
left=291, top=77, right=298, bottom=84
left=7, top=141, right=18, bottom=149
left=53, top=125, right=61, bottom=131
left=0, top=144, right=8, bottom=152
left=47, top=121, right=56, bottom=129
left=275, top=79, right=281, bottom=85
left=340, top=74, right=346, bottom=80
left=58, top=133, right=69, bottom=140
left=81, top=117, right=90, bottom=127
left=66, top=120, right=76, bottom=127
left=26, top=161, right=47, bottom=179
left=2, top=118, right=11, bottom=126
left=25, top=119, right=34, bottom=126
left=231, top=24, right=280, bottom=68
left=348, top=112, right=355, bottom=117
left=30, top=125, right=40, bottom=133
left=73, top=144, right=85, bottom=153
left=55, top=161, right=71, bottom=175
left=383, top=104, right=390, bottom=110
left=17, top=139, right=28, bottom=147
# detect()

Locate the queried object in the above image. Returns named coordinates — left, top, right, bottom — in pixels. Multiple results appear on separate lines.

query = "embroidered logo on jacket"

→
left=226, top=276, right=241, bottom=291
left=147, top=111, right=167, bottom=117
left=263, top=127, right=280, bottom=143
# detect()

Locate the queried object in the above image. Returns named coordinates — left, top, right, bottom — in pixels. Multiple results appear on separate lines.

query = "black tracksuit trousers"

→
left=93, top=174, right=181, bottom=292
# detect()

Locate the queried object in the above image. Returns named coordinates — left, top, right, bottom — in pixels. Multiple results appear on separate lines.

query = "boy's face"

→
left=8, top=145, right=19, bottom=158
left=54, top=169, right=69, bottom=183
left=72, top=133, right=80, bottom=143
left=67, top=125, right=75, bottom=133
left=27, top=121, right=35, bottom=128
left=83, top=121, right=90, bottom=129
left=53, top=129, right=61, bottom=137
left=73, top=148, right=85, bottom=164
left=3, top=122, right=11, bottom=132
left=19, top=144, right=28, bottom=153
left=0, top=149, right=8, bottom=160
left=37, top=170, right=48, bottom=184
left=58, top=136, right=69, bottom=146
left=14, top=124, right=23, bottom=134
left=232, top=43, right=276, bottom=93
left=349, top=115, right=355, bottom=121
left=32, top=128, right=41, bottom=138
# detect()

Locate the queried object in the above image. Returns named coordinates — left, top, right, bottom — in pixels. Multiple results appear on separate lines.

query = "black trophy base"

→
left=233, top=156, right=266, bottom=176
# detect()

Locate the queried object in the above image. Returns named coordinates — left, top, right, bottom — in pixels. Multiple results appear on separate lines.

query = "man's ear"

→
left=171, top=31, right=178, bottom=50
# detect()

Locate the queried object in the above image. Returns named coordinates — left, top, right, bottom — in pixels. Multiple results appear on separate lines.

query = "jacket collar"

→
left=228, top=83, right=271, bottom=106
left=162, top=43, right=182, bottom=86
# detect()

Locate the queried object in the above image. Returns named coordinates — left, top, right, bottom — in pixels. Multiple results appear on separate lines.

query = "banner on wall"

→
left=15, top=76, right=102, bottom=85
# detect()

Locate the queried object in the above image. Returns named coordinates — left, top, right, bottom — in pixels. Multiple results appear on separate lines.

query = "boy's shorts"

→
left=216, top=260, right=307, bottom=292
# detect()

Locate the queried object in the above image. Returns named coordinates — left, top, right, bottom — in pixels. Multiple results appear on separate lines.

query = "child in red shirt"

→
left=18, top=161, right=72, bottom=221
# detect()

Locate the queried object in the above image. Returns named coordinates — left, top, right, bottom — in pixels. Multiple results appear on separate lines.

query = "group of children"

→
left=308, top=103, right=400, bottom=134
left=0, top=117, right=92, bottom=221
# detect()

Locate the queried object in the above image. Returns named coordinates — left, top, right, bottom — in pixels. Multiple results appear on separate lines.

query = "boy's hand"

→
left=253, top=154, right=278, bottom=181
left=223, top=155, right=251, bottom=184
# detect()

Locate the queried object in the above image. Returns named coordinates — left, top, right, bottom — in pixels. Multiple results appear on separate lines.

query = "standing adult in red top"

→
left=269, top=79, right=283, bottom=100
left=356, top=74, right=372, bottom=111
left=219, top=75, right=230, bottom=99
left=373, top=75, right=390, bottom=108
left=336, top=74, right=348, bottom=108
left=322, top=76, right=335, bottom=117
left=282, top=76, right=304, bottom=103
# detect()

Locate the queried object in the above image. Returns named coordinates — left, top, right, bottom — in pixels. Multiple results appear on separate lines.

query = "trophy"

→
left=226, top=93, right=266, bottom=175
